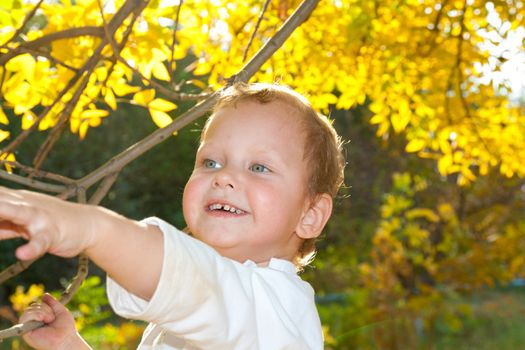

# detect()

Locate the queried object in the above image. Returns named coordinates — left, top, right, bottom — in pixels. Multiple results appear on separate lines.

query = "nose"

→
left=213, top=169, right=235, bottom=189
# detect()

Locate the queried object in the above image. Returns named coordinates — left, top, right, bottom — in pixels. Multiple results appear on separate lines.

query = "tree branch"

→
left=32, top=69, right=94, bottom=170
left=0, top=160, right=75, bottom=185
left=0, top=259, right=36, bottom=285
left=88, top=171, right=120, bottom=205
left=0, top=26, right=104, bottom=66
left=0, top=169, right=68, bottom=193
left=231, top=0, right=319, bottom=84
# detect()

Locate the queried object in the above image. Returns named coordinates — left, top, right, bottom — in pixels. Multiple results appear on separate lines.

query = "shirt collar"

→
left=243, top=258, right=297, bottom=274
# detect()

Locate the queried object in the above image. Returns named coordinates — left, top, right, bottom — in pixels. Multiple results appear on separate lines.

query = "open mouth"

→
left=208, top=203, right=245, bottom=214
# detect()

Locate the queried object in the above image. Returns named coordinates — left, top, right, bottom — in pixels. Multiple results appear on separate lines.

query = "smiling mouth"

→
left=208, top=203, right=245, bottom=215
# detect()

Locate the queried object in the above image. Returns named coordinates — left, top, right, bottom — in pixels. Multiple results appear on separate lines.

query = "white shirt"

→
left=106, top=217, right=324, bottom=350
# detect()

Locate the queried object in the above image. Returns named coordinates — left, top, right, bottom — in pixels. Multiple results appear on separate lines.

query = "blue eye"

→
left=204, top=159, right=221, bottom=169
left=250, top=164, right=269, bottom=173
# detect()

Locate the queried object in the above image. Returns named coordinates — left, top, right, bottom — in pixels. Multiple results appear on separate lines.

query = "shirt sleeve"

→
left=106, top=217, right=323, bottom=349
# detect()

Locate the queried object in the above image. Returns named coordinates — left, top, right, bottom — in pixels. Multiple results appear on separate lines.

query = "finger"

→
left=42, top=293, right=68, bottom=317
left=19, top=303, right=54, bottom=324
left=15, top=234, right=50, bottom=261
left=0, top=220, right=28, bottom=240
left=0, top=201, right=35, bottom=228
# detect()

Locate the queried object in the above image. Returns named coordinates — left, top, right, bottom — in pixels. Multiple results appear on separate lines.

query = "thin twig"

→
left=243, top=0, right=271, bottom=62
left=420, top=0, right=450, bottom=58
left=0, top=320, right=43, bottom=339
left=0, top=26, right=104, bottom=65
left=453, top=0, right=491, bottom=154
left=32, top=69, right=94, bottom=170
left=169, top=0, right=184, bottom=86
left=60, top=254, right=89, bottom=305
left=231, top=0, right=319, bottom=84
left=0, top=170, right=67, bottom=193
left=0, top=160, right=75, bottom=184
left=88, top=171, right=120, bottom=205
left=0, top=66, right=5, bottom=93
left=0, top=259, right=36, bottom=285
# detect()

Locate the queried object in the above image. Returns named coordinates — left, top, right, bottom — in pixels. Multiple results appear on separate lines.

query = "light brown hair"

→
left=203, top=82, right=345, bottom=267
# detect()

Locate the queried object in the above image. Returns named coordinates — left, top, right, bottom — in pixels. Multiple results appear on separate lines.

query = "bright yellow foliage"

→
left=0, top=0, right=524, bottom=179
left=9, top=284, right=45, bottom=312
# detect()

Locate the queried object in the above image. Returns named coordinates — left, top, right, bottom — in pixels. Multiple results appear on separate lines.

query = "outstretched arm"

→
left=0, top=187, right=163, bottom=300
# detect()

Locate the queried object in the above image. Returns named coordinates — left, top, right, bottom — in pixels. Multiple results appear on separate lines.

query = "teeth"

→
left=208, top=203, right=244, bottom=214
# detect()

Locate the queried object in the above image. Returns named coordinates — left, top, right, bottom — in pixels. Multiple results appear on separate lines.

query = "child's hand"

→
left=19, top=293, right=91, bottom=350
left=0, top=187, right=93, bottom=260
left=0, top=187, right=164, bottom=301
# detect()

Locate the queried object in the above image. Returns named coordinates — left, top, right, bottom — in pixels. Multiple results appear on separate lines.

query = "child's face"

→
left=182, top=100, right=311, bottom=264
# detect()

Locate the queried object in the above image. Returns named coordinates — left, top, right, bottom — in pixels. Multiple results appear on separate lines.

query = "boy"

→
left=3, top=82, right=345, bottom=349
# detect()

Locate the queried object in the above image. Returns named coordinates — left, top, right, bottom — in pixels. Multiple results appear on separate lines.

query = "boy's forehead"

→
left=206, top=100, right=302, bottom=132
left=201, top=102, right=306, bottom=152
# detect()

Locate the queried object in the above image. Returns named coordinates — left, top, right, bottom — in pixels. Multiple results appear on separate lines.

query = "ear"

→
left=295, top=193, right=333, bottom=240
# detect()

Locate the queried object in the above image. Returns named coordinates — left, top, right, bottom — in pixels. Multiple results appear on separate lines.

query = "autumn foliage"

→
left=0, top=0, right=524, bottom=348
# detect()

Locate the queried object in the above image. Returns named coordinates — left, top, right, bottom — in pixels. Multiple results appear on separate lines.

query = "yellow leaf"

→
left=0, top=130, right=9, bottom=143
left=152, top=61, right=170, bottom=81
left=370, top=113, right=385, bottom=125
left=95, top=66, right=108, bottom=82
left=0, top=152, right=16, bottom=173
left=5, top=53, right=35, bottom=80
left=191, top=79, right=207, bottom=90
left=113, top=82, right=141, bottom=97
left=6, top=82, right=39, bottom=114
left=133, top=89, right=155, bottom=106
left=89, top=118, right=102, bottom=127
left=405, top=138, right=425, bottom=153
left=70, top=117, right=80, bottom=134
left=79, top=122, right=89, bottom=140
left=391, top=100, right=411, bottom=133
left=79, top=303, right=91, bottom=314
left=149, top=98, right=177, bottom=112
left=21, top=111, right=37, bottom=130
left=193, top=60, right=212, bottom=75
left=0, top=107, right=9, bottom=125
left=479, top=162, right=489, bottom=176
left=150, top=109, right=173, bottom=128
left=437, top=154, right=453, bottom=175
left=391, top=112, right=410, bottom=133
left=105, top=88, right=117, bottom=110
left=369, top=101, right=385, bottom=114
left=81, top=109, right=109, bottom=119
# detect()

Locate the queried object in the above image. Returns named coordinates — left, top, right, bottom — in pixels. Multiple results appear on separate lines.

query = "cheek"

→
left=182, top=177, right=203, bottom=221
left=247, top=181, right=278, bottom=204
left=249, top=181, right=299, bottom=215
